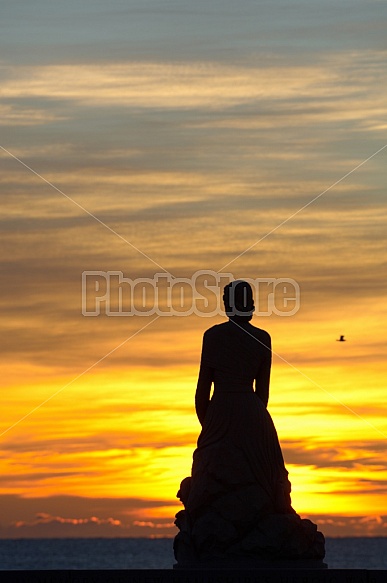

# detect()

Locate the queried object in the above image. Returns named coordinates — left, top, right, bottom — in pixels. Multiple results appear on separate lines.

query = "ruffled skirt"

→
left=174, top=391, right=325, bottom=565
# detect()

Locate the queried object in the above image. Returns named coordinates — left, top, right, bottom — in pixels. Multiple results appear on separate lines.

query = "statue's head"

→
left=223, top=280, right=255, bottom=321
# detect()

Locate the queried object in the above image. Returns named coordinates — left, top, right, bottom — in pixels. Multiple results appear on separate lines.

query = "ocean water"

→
left=0, top=537, right=386, bottom=570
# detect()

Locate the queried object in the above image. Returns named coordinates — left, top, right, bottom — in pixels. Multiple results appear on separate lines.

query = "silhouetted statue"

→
left=174, top=281, right=325, bottom=568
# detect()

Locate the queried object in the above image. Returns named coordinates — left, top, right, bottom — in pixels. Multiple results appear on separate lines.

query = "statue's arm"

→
left=255, top=332, right=271, bottom=408
left=195, top=364, right=213, bottom=425
left=195, top=332, right=214, bottom=425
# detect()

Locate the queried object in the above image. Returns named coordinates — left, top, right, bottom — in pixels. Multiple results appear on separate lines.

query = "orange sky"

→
left=1, top=0, right=387, bottom=538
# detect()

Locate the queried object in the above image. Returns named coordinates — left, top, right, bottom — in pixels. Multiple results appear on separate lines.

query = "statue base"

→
left=174, top=558, right=328, bottom=570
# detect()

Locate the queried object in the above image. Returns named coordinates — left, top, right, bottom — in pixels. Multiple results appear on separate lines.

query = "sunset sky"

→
left=1, top=0, right=387, bottom=538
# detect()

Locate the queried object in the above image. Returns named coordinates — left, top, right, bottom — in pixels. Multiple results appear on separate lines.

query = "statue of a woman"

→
left=174, top=281, right=325, bottom=567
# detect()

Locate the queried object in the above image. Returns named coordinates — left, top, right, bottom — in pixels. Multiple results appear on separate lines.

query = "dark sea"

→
left=0, top=538, right=386, bottom=570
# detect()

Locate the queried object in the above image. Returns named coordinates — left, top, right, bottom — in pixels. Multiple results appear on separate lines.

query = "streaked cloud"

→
left=307, top=514, right=387, bottom=537
left=0, top=494, right=178, bottom=538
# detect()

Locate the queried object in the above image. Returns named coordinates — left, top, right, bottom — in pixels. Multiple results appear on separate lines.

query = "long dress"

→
left=174, top=320, right=325, bottom=566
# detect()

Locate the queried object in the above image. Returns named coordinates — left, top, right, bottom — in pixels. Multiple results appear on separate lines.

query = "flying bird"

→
left=336, top=335, right=346, bottom=342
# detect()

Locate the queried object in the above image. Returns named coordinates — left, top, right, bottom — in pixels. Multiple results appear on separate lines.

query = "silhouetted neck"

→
left=228, top=315, right=252, bottom=326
